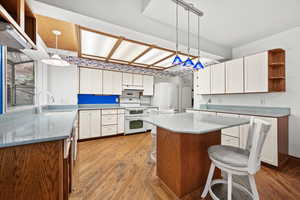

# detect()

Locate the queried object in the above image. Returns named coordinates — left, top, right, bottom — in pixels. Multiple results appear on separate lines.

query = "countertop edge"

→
left=142, top=118, right=249, bottom=134
left=186, top=108, right=290, bottom=118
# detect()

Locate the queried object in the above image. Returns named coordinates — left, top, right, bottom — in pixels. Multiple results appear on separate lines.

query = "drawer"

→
left=217, top=113, right=240, bottom=137
left=221, top=135, right=239, bottom=148
left=102, top=109, right=118, bottom=115
left=102, top=115, right=117, bottom=125
left=117, top=109, right=125, bottom=114
left=102, top=125, right=117, bottom=136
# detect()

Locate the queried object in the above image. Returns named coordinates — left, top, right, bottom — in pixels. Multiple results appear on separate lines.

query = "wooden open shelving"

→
left=268, top=49, right=286, bottom=92
left=0, top=0, right=37, bottom=49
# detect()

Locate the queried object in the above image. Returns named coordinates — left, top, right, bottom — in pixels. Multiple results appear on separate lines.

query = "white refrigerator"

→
left=152, top=82, right=192, bottom=112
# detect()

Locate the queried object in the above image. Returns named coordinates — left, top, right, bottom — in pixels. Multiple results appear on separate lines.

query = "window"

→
left=6, top=48, right=35, bottom=109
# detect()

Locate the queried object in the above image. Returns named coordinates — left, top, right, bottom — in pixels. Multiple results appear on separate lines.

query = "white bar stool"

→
left=201, top=117, right=271, bottom=200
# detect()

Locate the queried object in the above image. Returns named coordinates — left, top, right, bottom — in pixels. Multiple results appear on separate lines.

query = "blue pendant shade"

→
left=183, top=58, right=194, bottom=67
left=194, top=61, right=204, bottom=69
left=172, top=55, right=183, bottom=65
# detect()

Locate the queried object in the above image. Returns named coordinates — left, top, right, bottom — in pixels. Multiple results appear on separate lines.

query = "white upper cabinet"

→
left=103, top=70, right=122, bottom=95
left=244, top=52, right=268, bottom=93
left=102, top=70, right=113, bottom=95
left=80, top=68, right=91, bottom=94
left=225, top=58, right=244, bottom=93
left=211, top=63, right=225, bottom=94
left=122, top=72, right=132, bottom=86
left=133, top=74, right=143, bottom=86
left=80, top=68, right=102, bottom=94
left=143, top=75, right=154, bottom=96
left=112, top=71, right=122, bottom=95
left=91, top=69, right=103, bottom=94
left=197, top=67, right=211, bottom=95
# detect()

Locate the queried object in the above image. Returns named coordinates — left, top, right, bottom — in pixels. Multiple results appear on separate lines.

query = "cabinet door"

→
left=133, top=74, right=143, bottom=86
left=90, top=110, right=101, bottom=138
left=244, top=52, right=268, bottom=93
left=102, top=70, right=113, bottom=95
left=197, top=67, right=211, bottom=94
left=112, top=71, right=122, bottom=95
left=256, top=117, right=278, bottom=166
left=226, top=58, right=244, bottom=93
left=143, top=75, right=154, bottom=96
left=217, top=113, right=240, bottom=138
left=79, top=111, right=91, bottom=139
left=211, top=63, right=225, bottom=94
left=79, top=68, right=91, bottom=94
left=122, top=73, right=132, bottom=85
left=91, top=69, right=102, bottom=94
left=118, top=114, right=125, bottom=133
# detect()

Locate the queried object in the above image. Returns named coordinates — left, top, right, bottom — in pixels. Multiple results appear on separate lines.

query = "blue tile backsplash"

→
left=78, top=94, right=119, bottom=104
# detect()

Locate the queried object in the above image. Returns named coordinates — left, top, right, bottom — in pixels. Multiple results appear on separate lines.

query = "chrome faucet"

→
left=36, top=91, right=55, bottom=114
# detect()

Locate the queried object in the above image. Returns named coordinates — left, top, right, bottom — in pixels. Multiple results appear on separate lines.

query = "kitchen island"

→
left=141, top=112, right=249, bottom=198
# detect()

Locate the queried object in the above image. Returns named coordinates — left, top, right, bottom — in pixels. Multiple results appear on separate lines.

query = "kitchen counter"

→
left=0, top=109, right=77, bottom=148
left=186, top=104, right=290, bottom=118
left=141, top=112, right=249, bottom=134
left=146, top=112, right=249, bottom=197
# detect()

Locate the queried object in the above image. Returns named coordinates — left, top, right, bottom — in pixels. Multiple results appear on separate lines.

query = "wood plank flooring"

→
left=70, top=132, right=300, bottom=200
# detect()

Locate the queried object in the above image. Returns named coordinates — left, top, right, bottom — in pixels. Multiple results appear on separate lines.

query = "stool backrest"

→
left=247, top=117, right=271, bottom=174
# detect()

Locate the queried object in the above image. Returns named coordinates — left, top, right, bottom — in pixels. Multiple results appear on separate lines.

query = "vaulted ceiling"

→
left=34, top=0, right=300, bottom=49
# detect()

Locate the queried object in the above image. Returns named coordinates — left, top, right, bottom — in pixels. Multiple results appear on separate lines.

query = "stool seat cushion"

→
left=208, top=145, right=250, bottom=168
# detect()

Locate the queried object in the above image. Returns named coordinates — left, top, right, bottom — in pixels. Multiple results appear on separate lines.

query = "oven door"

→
left=125, top=118, right=146, bottom=134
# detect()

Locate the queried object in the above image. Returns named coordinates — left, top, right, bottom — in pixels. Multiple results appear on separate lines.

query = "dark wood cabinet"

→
left=0, top=138, right=75, bottom=200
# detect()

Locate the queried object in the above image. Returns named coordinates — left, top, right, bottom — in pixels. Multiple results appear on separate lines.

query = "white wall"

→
left=196, top=26, right=300, bottom=158
left=47, top=65, right=78, bottom=105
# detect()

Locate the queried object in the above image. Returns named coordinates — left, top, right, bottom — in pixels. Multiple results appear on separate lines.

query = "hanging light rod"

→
left=171, top=0, right=204, bottom=17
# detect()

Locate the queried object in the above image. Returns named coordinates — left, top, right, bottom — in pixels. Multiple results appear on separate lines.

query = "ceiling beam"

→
left=106, top=37, right=124, bottom=61
left=128, top=46, right=154, bottom=65
left=148, top=52, right=176, bottom=68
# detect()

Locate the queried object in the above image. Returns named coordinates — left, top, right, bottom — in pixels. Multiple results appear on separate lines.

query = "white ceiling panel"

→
left=135, top=48, right=173, bottom=65
left=111, top=40, right=148, bottom=61
left=81, top=29, right=117, bottom=57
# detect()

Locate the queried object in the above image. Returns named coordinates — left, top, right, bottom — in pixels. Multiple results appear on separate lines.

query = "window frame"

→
left=5, top=48, right=36, bottom=112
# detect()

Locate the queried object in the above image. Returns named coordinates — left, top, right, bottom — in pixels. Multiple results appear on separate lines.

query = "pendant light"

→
left=172, top=0, right=183, bottom=65
left=183, top=7, right=194, bottom=67
left=194, top=15, right=204, bottom=70
left=42, top=30, right=70, bottom=67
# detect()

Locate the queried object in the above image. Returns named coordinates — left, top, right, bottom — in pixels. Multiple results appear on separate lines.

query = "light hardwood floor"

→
left=70, top=132, right=300, bottom=200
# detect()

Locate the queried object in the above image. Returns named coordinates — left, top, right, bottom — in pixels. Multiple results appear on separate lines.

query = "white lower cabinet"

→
left=117, top=114, right=125, bottom=133
left=217, top=113, right=240, bottom=138
left=256, top=116, right=278, bottom=166
left=102, top=125, right=118, bottom=137
left=79, top=109, right=125, bottom=139
left=221, top=135, right=239, bottom=148
left=102, top=115, right=117, bottom=125
left=79, top=110, right=101, bottom=139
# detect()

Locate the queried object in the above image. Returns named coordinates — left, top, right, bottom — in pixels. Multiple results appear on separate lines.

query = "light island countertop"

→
left=0, top=110, right=77, bottom=148
left=141, top=112, right=249, bottom=134
left=186, top=104, right=290, bottom=118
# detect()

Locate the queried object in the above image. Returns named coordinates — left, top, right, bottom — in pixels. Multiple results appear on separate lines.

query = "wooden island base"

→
left=157, top=127, right=221, bottom=198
